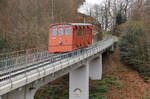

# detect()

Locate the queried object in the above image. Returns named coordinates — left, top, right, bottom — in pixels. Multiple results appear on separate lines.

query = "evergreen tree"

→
left=116, top=11, right=126, bottom=25
left=118, top=22, right=150, bottom=76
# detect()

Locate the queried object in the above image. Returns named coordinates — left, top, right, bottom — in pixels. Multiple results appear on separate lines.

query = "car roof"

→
left=50, top=23, right=92, bottom=27
left=70, top=23, right=92, bottom=26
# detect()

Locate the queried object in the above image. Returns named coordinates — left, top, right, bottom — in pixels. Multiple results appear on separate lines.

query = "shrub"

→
left=118, top=22, right=150, bottom=76
left=118, top=21, right=144, bottom=36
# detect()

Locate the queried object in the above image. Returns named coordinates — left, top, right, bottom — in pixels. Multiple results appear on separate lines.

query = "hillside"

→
left=103, top=48, right=150, bottom=99
left=0, top=0, right=88, bottom=51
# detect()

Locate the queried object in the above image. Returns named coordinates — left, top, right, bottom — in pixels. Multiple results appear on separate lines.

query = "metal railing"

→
left=0, top=38, right=116, bottom=88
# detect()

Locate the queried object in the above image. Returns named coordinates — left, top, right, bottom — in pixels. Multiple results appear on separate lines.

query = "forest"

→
left=0, top=0, right=86, bottom=52
left=80, top=0, right=150, bottom=76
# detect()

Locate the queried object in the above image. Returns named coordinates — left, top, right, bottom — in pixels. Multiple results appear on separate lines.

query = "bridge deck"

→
left=0, top=37, right=118, bottom=96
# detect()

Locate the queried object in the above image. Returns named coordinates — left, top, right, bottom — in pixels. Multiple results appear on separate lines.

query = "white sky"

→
left=86, top=0, right=103, bottom=4
left=78, top=0, right=103, bottom=14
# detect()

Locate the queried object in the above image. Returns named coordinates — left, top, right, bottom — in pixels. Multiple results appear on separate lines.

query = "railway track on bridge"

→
left=0, top=47, right=87, bottom=82
left=0, top=52, right=74, bottom=81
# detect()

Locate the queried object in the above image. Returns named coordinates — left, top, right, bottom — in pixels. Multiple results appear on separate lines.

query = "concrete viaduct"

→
left=0, top=37, right=117, bottom=99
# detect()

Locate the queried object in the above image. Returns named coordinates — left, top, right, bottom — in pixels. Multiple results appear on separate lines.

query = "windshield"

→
left=51, top=24, right=71, bottom=36
left=58, top=27, right=64, bottom=36
left=51, top=26, right=57, bottom=36
left=65, top=25, right=71, bottom=35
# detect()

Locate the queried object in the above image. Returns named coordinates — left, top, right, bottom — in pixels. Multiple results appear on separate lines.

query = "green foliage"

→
left=90, top=75, right=122, bottom=99
left=99, top=75, right=123, bottom=89
left=90, top=84, right=107, bottom=99
left=118, top=22, right=150, bottom=76
left=115, top=81, right=123, bottom=89
left=36, top=85, right=67, bottom=99
left=91, top=85, right=108, bottom=93
left=35, top=75, right=122, bottom=99
left=142, top=93, right=150, bottom=99
left=102, top=31, right=110, bottom=34
left=114, top=11, right=127, bottom=36
left=90, top=93, right=105, bottom=99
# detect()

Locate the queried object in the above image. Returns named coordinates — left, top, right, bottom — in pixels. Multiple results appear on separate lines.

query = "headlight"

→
left=58, top=41, right=62, bottom=44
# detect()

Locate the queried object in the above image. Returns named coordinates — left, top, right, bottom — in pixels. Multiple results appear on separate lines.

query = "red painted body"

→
left=48, top=23, right=93, bottom=53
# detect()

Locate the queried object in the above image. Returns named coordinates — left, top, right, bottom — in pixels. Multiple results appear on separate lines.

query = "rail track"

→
left=0, top=47, right=86, bottom=82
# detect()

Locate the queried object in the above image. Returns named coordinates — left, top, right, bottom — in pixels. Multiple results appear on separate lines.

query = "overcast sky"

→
left=86, top=0, right=103, bottom=4
left=78, top=0, right=103, bottom=14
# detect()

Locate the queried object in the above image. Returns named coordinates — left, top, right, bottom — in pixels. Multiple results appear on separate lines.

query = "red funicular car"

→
left=48, top=23, right=93, bottom=53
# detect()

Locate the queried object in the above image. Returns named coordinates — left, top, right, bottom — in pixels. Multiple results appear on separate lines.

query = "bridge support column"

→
left=69, top=64, right=89, bottom=99
left=2, top=83, right=37, bottom=99
left=111, top=45, right=114, bottom=52
left=89, top=54, right=102, bottom=80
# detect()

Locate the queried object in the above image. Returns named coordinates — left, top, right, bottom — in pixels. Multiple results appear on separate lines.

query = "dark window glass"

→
left=90, top=29, right=92, bottom=35
left=78, top=27, right=81, bottom=35
left=65, top=25, right=71, bottom=35
left=88, top=29, right=90, bottom=34
left=78, top=28, right=80, bottom=35
left=82, top=28, right=83, bottom=35
left=87, top=27, right=90, bottom=34
left=51, top=26, right=57, bottom=36
left=75, top=27, right=77, bottom=36
left=73, top=28, right=75, bottom=36
left=84, top=28, right=86, bottom=34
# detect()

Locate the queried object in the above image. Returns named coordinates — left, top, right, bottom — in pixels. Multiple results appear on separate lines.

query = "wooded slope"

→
left=0, top=0, right=85, bottom=51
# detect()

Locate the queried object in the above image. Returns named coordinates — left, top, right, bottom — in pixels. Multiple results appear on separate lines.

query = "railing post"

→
left=8, top=59, right=13, bottom=88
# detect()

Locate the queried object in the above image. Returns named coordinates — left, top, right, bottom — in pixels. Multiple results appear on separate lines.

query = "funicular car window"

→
left=81, top=27, right=82, bottom=35
left=73, top=28, right=76, bottom=36
left=89, top=27, right=92, bottom=35
left=51, top=26, right=57, bottom=36
left=90, top=29, right=92, bottom=35
left=65, top=25, right=71, bottom=35
left=78, top=27, right=81, bottom=35
left=83, top=27, right=85, bottom=34
left=87, top=27, right=90, bottom=34
left=89, top=28, right=91, bottom=34
left=83, top=27, right=85, bottom=35
left=81, top=27, right=83, bottom=35
left=78, top=27, right=80, bottom=35
left=58, top=25, right=64, bottom=36
left=84, top=28, right=86, bottom=34
left=75, top=26, right=78, bottom=36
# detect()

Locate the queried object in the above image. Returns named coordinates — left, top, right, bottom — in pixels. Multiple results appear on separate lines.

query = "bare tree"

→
left=0, top=0, right=84, bottom=51
left=82, top=0, right=135, bottom=31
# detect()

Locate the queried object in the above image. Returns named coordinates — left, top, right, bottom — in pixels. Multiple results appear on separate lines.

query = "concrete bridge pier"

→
left=69, top=63, right=89, bottom=99
left=89, top=54, right=102, bottom=80
left=69, top=53, right=102, bottom=99
left=1, top=83, right=37, bottom=99
left=111, top=45, right=114, bottom=52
